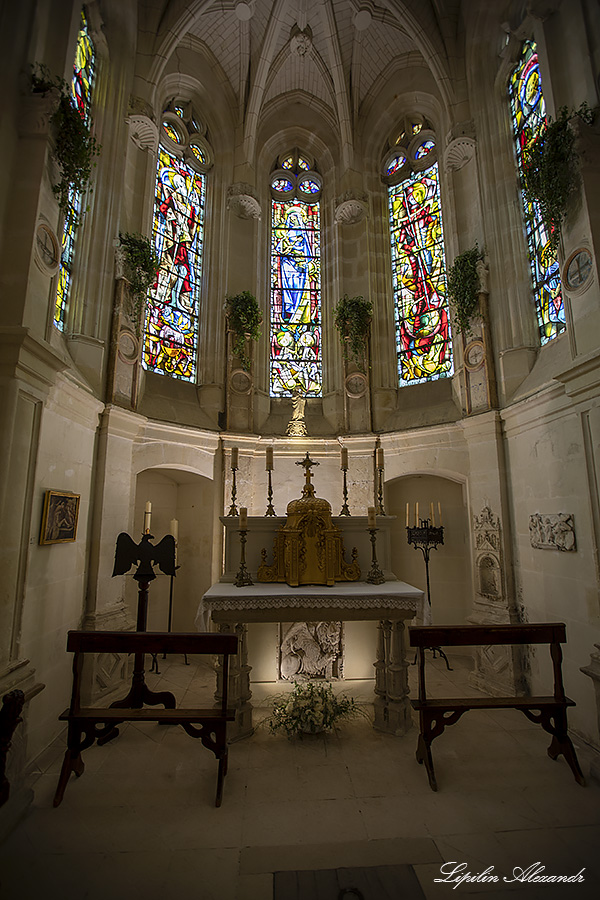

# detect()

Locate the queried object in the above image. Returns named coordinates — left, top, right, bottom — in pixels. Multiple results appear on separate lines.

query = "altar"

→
left=199, top=580, right=424, bottom=739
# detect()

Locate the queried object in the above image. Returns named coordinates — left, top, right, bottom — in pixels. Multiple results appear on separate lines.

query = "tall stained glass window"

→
left=55, top=8, right=96, bottom=331
left=142, top=105, right=212, bottom=381
left=508, top=40, right=565, bottom=343
left=269, top=151, right=322, bottom=397
left=385, top=123, right=452, bottom=386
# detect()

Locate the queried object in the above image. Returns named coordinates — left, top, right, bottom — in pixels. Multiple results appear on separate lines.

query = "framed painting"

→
left=39, top=490, right=80, bottom=545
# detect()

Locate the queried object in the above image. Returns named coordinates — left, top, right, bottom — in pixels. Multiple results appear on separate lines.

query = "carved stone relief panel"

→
left=529, top=513, right=576, bottom=551
left=279, top=621, right=343, bottom=680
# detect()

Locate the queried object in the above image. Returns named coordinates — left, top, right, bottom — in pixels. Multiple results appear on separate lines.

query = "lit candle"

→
left=415, top=501, right=419, bottom=525
left=239, top=507, right=247, bottom=530
left=341, top=447, right=348, bottom=470
left=144, top=501, right=152, bottom=533
left=430, top=502, right=435, bottom=526
left=266, top=446, right=273, bottom=471
left=376, top=448, right=384, bottom=469
left=406, top=502, right=409, bottom=527
left=231, top=447, right=239, bottom=469
left=368, top=506, right=376, bottom=528
left=170, top=518, right=178, bottom=541
left=438, top=502, right=442, bottom=526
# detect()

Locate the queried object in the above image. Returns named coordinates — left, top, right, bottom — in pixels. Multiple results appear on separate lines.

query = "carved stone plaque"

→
left=279, top=621, right=343, bottom=680
left=529, top=513, right=576, bottom=551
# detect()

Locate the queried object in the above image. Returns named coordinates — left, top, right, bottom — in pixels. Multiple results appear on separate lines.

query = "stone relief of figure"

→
left=286, top=390, right=308, bottom=436
left=280, top=621, right=342, bottom=680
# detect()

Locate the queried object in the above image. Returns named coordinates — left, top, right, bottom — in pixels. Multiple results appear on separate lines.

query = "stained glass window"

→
left=270, top=200, right=321, bottom=396
left=508, top=40, right=565, bottom=343
left=388, top=162, right=452, bottom=385
left=142, top=144, right=205, bottom=381
left=55, top=8, right=96, bottom=331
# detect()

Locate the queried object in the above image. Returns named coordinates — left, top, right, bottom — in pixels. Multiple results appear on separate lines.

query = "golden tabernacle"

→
left=257, top=452, right=361, bottom=586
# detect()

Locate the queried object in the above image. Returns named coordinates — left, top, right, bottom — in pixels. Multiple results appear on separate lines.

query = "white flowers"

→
left=266, top=681, right=360, bottom=737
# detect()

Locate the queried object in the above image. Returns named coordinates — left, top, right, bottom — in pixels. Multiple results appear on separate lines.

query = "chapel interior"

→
left=1, top=1, right=600, bottom=898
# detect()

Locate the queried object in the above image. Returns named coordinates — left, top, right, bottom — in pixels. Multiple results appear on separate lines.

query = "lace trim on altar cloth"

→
left=202, top=595, right=420, bottom=611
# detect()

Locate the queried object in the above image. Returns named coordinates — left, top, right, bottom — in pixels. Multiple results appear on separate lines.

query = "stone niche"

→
left=468, top=505, right=521, bottom=696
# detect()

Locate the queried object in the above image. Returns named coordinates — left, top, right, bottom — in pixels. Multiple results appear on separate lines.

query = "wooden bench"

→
left=53, top=630, right=238, bottom=808
left=409, top=623, right=585, bottom=791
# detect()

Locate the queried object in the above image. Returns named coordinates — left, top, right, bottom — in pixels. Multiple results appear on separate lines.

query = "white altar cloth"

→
left=197, top=580, right=423, bottom=627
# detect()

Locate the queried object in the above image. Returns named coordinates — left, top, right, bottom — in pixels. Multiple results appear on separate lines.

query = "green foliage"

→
left=333, top=294, right=373, bottom=372
left=447, top=245, right=484, bottom=337
left=118, top=232, right=160, bottom=329
left=31, top=63, right=100, bottom=221
left=264, top=681, right=364, bottom=738
left=522, top=102, right=596, bottom=254
left=225, top=291, right=262, bottom=371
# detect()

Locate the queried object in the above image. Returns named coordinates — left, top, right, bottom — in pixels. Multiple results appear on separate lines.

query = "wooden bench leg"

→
left=215, top=751, right=227, bottom=807
left=53, top=748, right=84, bottom=807
left=416, top=732, right=437, bottom=791
left=546, top=709, right=586, bottom=786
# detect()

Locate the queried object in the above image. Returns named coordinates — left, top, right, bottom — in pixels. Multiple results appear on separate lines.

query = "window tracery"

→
left=269, top=149, right=322, bottom=397
left=508, top=40, right=565, bottom=344
left=142, top=101, right=212, bottom=381
left=383, top=118, right=453, bottom=386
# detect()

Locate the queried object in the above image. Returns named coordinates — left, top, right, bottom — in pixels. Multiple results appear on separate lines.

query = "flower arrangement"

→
left=333, top=294, right=373, bottom=373
left=265, top=680, right=362, bottom=738
left=225, top=290, right=262, bottom=371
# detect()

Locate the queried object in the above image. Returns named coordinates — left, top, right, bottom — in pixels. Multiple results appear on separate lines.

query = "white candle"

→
left=368, top=506, right=376, bottom=528
left=406, top=502, right=409, bottom=527
left=430, top=502, right=434, bottom=526
left=266, top=446, right=273, bottom=471
left=170, top=518, right=178, bottom=541
left=376, top=448, right=384, bottom=469
left=231, top=447, right=239, bottom=469
left=341, top=447, right=348, bottom=470
left=438, top=502, right=442, bottom=526
left=415, top=501, right=419, bottom=525
left=144, top=501, right=152, bottom=533
left=239, top=507, right=247, bottom=530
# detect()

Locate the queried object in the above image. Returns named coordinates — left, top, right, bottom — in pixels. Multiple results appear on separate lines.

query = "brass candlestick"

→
left=366, top=527, right=385, bottom=584
left=265, top=468, right=276, bottom=516
left=339, top=466, right=350, bottom=516
left=234, top=529, right=253, bottom=587
left=376, top=466, right=385, bottom=516
left=227, top=466, right=239, bottom=517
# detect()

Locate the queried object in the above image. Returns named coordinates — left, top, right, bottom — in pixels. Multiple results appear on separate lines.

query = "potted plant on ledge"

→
left=225, top=290, right=262, bottom=371
left=447, top=245, right=484, bottom=337
left=333, top=294, right=373, bottom=373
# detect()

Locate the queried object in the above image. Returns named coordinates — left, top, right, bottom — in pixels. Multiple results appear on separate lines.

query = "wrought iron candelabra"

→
left=227, top=465, right=239, bottom=517
left=234, top=528, right=253, bottom=587
left=339, top=464, right=350, bottom=516
left=406, top=519, right=451, bottom=669
left=366, top=528, right=385, bottom=585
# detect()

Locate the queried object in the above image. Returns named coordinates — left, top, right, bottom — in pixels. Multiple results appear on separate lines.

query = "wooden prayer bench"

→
left=409, top=623, right=585, bottom=791
left=53, top=630, right=238, bottom=808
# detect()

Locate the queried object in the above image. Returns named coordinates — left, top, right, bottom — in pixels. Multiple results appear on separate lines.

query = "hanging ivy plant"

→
left=31, top=63, right=100, bottom=222
left=118, top=232, right=159, bottom=329
left=522, top=102, right=596, bottom=254
left=225, top=291, right=262, bottom=371
left=447, top=245, right=484, bottom=336
left=333, top=294, right=373, bottom=372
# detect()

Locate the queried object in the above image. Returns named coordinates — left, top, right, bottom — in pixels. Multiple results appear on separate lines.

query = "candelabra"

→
left=376, top=466, right=385, bottom=515
left=339, top=464, right=350, bottom=516
left=366, top=527, right=385, bottom=585
left=227, top=465, right=239, bottom=517
left=406, top=519, right=451, bottom=669
left=234, top=528, right=253, bottom=587
left=265, top=468, right=276, bottom=516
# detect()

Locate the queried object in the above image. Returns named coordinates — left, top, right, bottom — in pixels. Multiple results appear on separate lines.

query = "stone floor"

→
left=1, top=653, right=599, bottom=900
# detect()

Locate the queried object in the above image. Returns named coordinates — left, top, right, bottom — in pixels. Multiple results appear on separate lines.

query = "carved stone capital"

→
left=18, top=90, right=60, bottom=138
left=334, top=193, right=368, bottom=225
left=127, top=115, right=159, bottom=153
left=227, top=183, right=261, bottom=219
left=445, top=137, right=477, bottom=171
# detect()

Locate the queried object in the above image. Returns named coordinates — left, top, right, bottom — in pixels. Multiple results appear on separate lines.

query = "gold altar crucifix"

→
left=295, top=451, right=319, bottom=496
